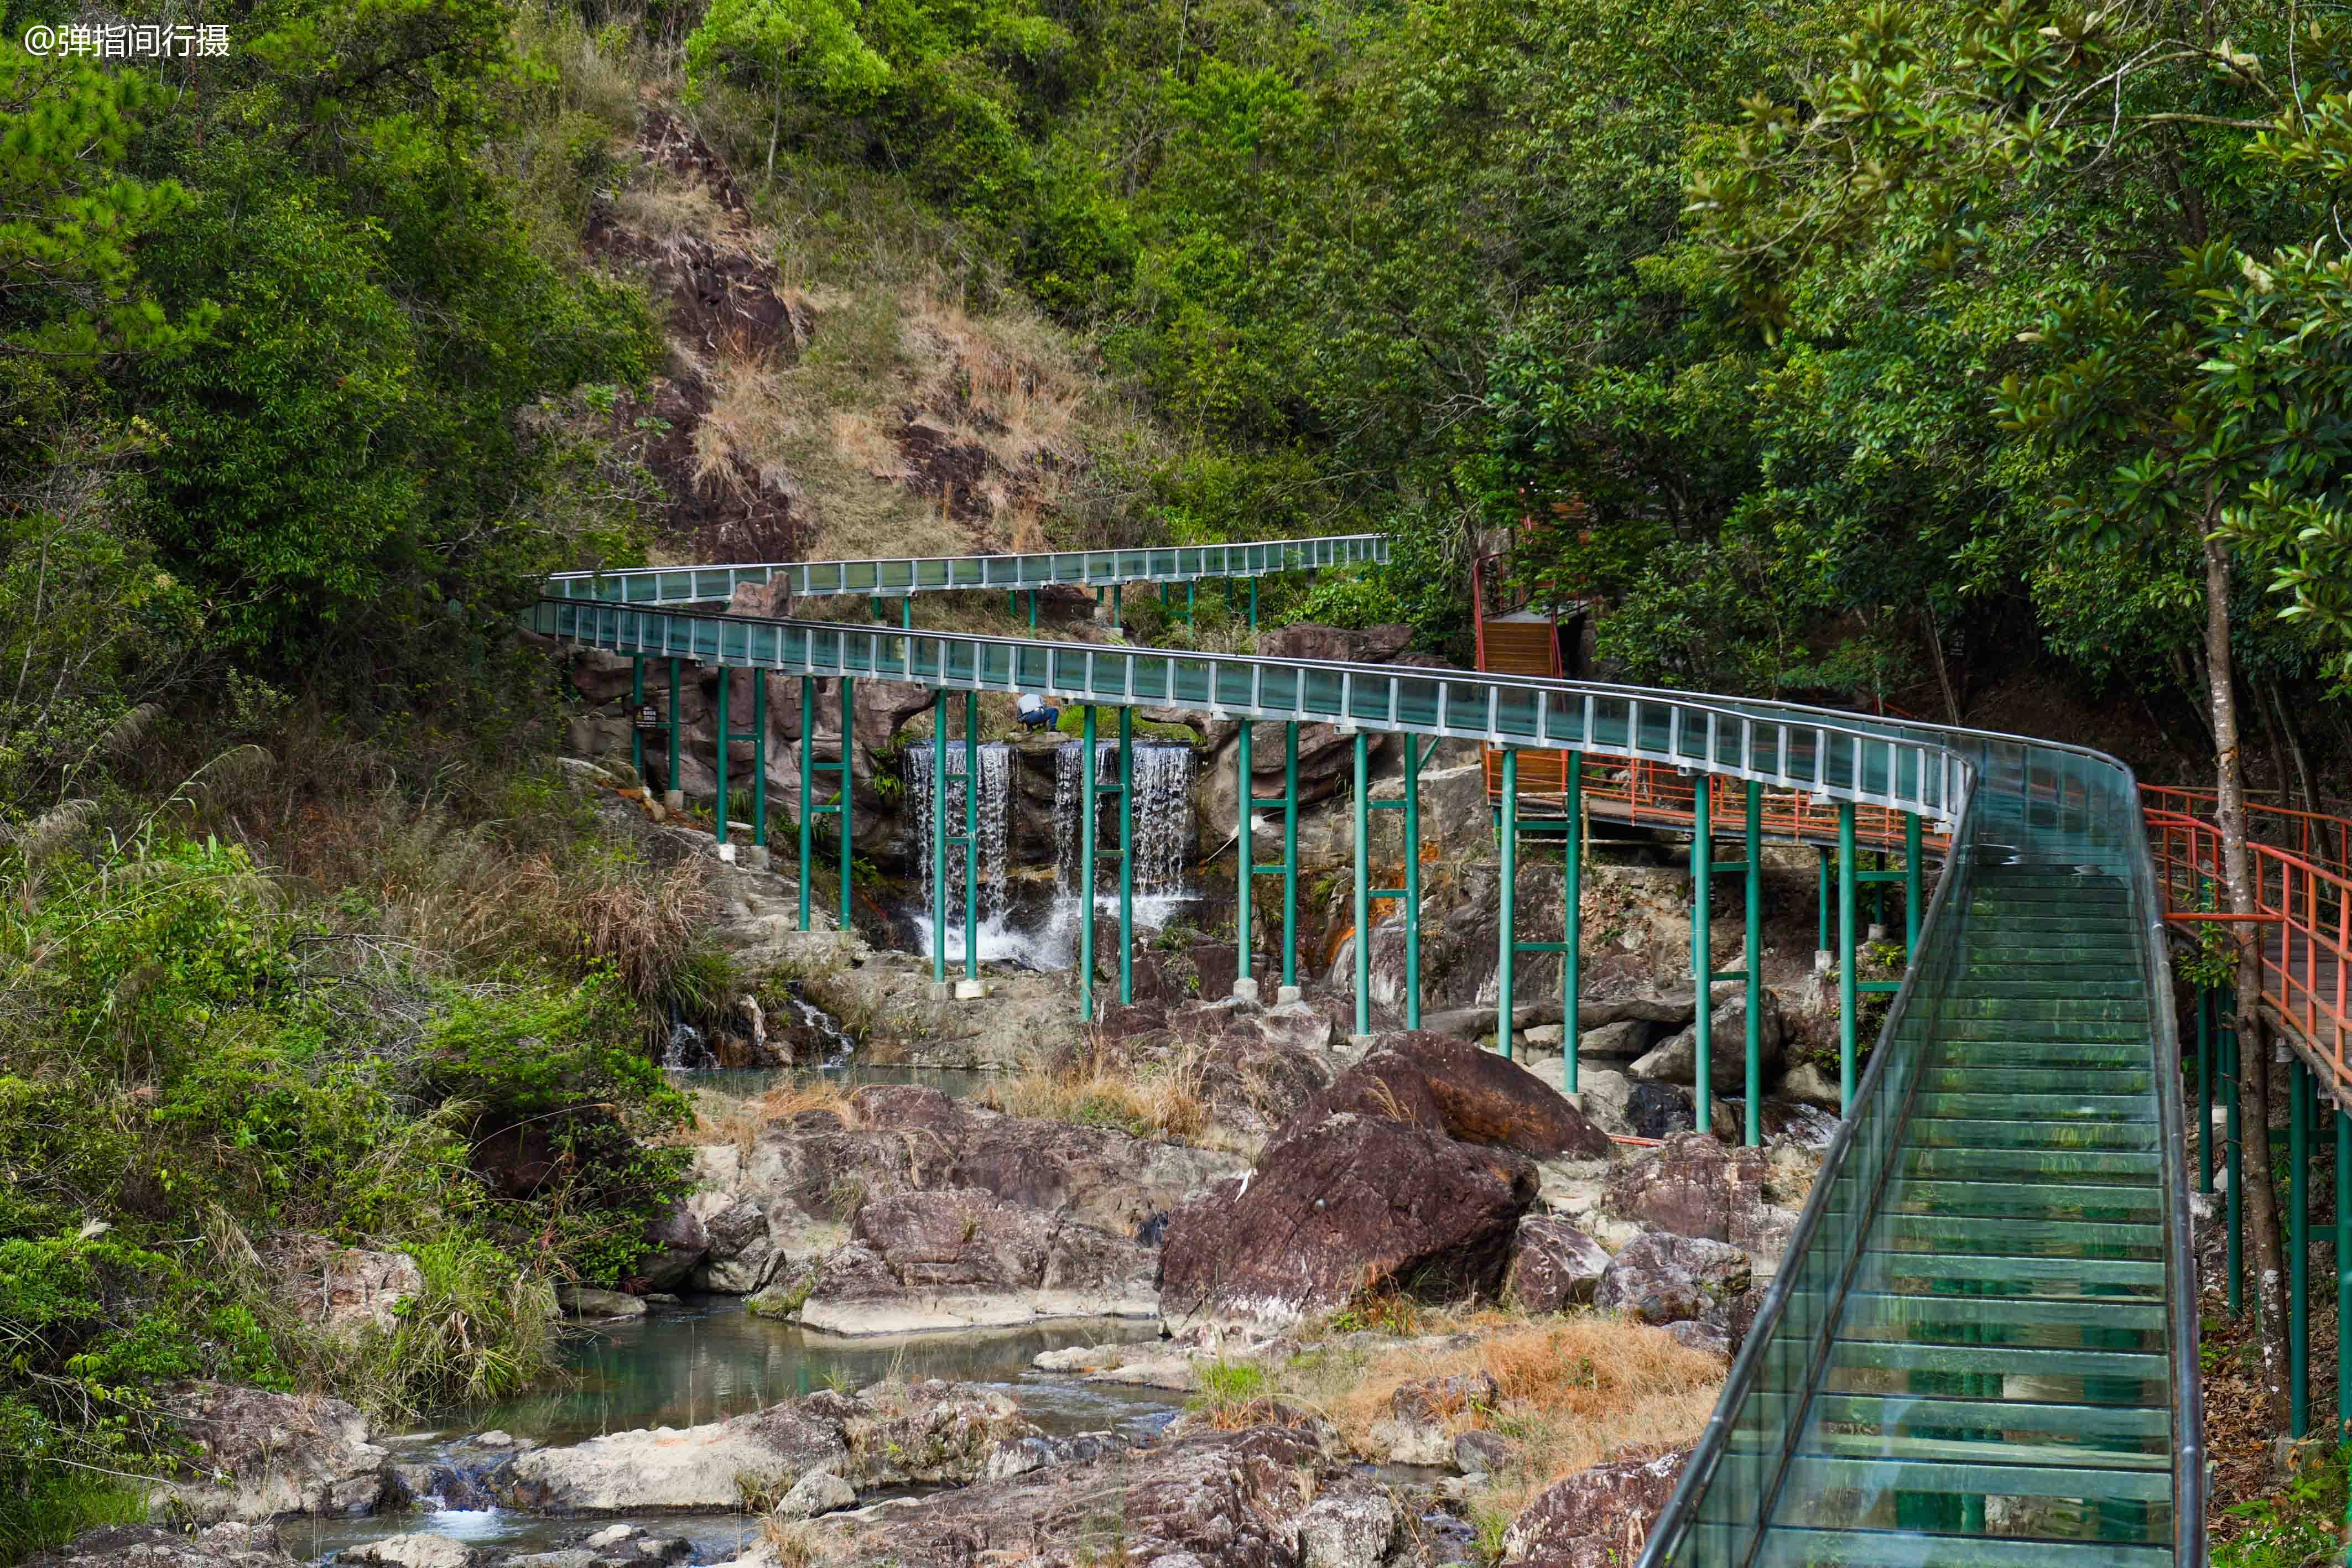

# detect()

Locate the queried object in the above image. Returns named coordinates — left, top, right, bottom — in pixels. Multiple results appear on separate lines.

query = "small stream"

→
left=283, top=1303, right=1182, bottom=1564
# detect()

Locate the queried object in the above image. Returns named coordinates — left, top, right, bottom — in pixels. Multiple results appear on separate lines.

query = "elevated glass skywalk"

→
left=524, top=594, right=2203, bottom=1565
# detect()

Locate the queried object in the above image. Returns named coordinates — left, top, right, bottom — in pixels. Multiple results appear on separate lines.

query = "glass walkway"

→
left=525, top=585, right=2203, bottom=1567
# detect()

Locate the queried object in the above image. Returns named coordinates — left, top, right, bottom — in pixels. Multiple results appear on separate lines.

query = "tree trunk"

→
left=767, top=78, right=783, bottom=178
left=2267, top=676, right=2318, bottom=819
left=2205, top=530, right=2291, bottom=1432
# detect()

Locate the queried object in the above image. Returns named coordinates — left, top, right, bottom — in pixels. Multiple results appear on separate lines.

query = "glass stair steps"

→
left=1944, top=980, right=2144, bottom=1000
left=1742, top=1527, right=2173, bottom=1566
left=1850, top=1252, right=2167, bottom=1293
left=1899, top=1148, right=2162, bottom=1182
left=1905, top=1119, right=2162, bottom=1153
left=1937, top=1001, right=2150, bottom=1023
left=1932, top=1019, right=2151, bottom=1041
left=1919, top=1067, right=2155, bottom=1095
left=1835, top=1295, right=2165, bottom=1353
left=1928, top=1048, right=2154, bottom=1072
left=1911, top=1092, right=2155, bottom=1121
left=1790, top=1392, right=2172, bottom=1451
left=1766, top=1455, right=2173, bottom=1535
left=1880, top=1181, right=2163, bottom=1221
left=1863, top=1215, right=2163, bottom=1260
left=1786, top=1431, right=2169, bottom=1473
left=1821, top=1340, right=2164, bottom=1388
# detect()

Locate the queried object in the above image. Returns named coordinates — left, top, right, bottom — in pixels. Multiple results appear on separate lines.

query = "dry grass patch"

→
left=680, top=1074, right=869, bottom=1155
left=980, top=1041, right=1206, bottom=1142
left=1281, top=1310, right=1724, bottom=1522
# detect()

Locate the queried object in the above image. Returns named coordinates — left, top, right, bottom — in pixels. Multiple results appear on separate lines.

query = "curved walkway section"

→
left=543, top=533, right=1387, bottom=606
left=525, top=596, right=2202, bottom=1567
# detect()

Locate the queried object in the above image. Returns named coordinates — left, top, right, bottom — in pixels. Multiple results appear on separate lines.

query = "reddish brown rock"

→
left=1391, top=1371, right=1500, bottom=1424
left=1158, top=1110, right=1538, bottom=1327
left=1501, top=1447, right=1692, bottom=1567
left=1593, top=1232, right=1751, bottom=1327
left=1304, top=1034, right=1612, bottom=1159
left=1505, top=1216, right=1614, bottom=1312
left=1603, top=1131, right=1778, bottom=1247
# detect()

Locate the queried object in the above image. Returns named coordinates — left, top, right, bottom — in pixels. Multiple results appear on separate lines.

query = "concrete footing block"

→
left=664, top=789, right=685, bottom=811
left=1276, top=984, right=1303, bottom=1006
left=1231, top=977, right=1261, bottom=1004
left=742, top=845, right=771, bottom=871
left=717, top=843, right=737, bottom=864
left=954, top=978, right=986, bottom=1001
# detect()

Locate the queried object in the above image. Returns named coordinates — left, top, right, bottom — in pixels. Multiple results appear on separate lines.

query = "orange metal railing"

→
left=2145, top=798, right=2352, bottom=1092
left=1482, top=752, right=1945, bottom=854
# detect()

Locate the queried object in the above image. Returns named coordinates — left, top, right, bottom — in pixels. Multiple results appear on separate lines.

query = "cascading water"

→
left=1051, top=740, right=1198, bottom=952
left=906, top=741, right=1028, bottom=963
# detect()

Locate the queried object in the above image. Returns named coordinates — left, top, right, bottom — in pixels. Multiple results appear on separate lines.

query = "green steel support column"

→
left=630, top=657, right=646, bottom=782
left=2292, top=1056, right=2310, bottom=1437
left=1079, top=706, right=1098, bottom=1019
left=752, top=673, right=768, bottom=853
left=963, top=691, right=980, bottom=982
left=1185, top=581, right=1195, bottom=622
left=1007, top=590, right=1016, bottom=617
left=1816, top=846, right=1830, bottom=955
left=1352, top=731, right=1370, bottom=1039
left=1028, top=591, right=1039, bottom=629
left=1248, top=577, right=1259, bottom=630
left=714, top=669, right=731, bottom=850
left=1903, top=811, right=1922, bottom=951
left=667, top=659, right=683, bottom=801
left=932, top=695, right=948, bottom=984
left=1403, top=735, right=1423, bottom=1031
left=839, top=679, right=855, bottom=930
left=1563, top=753, right=1583, bottom=1094
left=1691, top=779, right=1712, bottom=1133
left=1498, top=748, right=1518, bottom=1060
left=2226, top=998, right=2243, bottom=1315
left=2337, top=1105, right=2350, bottom=1444
left=1744, top=779, right=1763, bottom=1148
left=797, top=678, right=815, bottom=931
left=901, top=596, right=913, bottom=631
left=1112, top=584, right=1122, bottom=623
left=1281, top=722, right=1299, bottom=989
left=1118, top=705, right=1136, bottom=1007
left=1838, top=801, right=1857, bottom=1108
left=1236, top=722, right=1254, bottom=992
left=1224, top=577, right=1234, bottom=618
left=2198, top=988, right=2214, bottom=1194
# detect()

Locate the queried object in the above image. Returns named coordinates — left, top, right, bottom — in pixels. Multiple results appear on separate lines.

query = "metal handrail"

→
left=543, top=533, right=1390, bottom=605
left=527, top=598, right=1969, bottom=823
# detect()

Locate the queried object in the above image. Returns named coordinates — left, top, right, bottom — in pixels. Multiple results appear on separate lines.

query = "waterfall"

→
left=1053, top=739, right=1197, bottom=928
left=906, top=740, right=1016, bottom=962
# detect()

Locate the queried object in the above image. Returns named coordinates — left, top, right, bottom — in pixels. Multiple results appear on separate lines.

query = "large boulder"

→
left=1628, top=990, right=1786, bottom=1095
left=259, top=1237, right=422, bottom=1343
left=1593, top=1233, right=1752, bottom=1327
left=22, top=1525, right=298, bottom=1568
left=699, top=1085, right=1243, bottom=1262
left=1255, top=623, right=1414, bottom=665
left=502, top=1381, right=1038, bottom=1512
left=1501, top=1447, right=1692, bottom=1568
left=792, top=1187, right=1157, bottom=1333
left=339, top=1538, right=481, bottom=1568
left=1604, top=1132, right=1794, bottom=1252
left=151, top=1384, right=390, bottom=1523
left=1303, top=1035, right=1611, bottom=1159
left=1159, top=1109, right=1538, bottom=1327
left=634, top=1201, right=708, bottom=1291
left=1504, top=1216, right=1614, bottom=1313
left=688, top=1193, right=779, bottom=1294
left=803, top=1424, right=1395, bottom=1568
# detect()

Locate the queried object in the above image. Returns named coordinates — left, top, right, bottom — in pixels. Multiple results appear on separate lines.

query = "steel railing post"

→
left=714, top=667, right=731, bottom=852
left=1080, top=705, right=1098, bottom=1019
left=1904, top=810, right=1923, bottom=950
left=1693, top=777, right=1713, bottom=1132
left=1119, top=705, right=1136, bottom=1007
left=2226, top=994, right=2243, bottom=1315
left=1564, top=752, right=1583, bottom=1094
left=927, top=693, right=949, bottom=983
left=1236, top=721, right=1254, bottom=996
left=1839, top=799, right=1858, bottom=1108
left=1282, top=721, right=1299, bottom=992
left=964, top=691, right=980, bottom=983
left=2337, top=1103, right=2350, bottom=1441
left=666, top=658, right=684, bottom=810
left=798, top=676, right=814, bottom=930
left=2197, top=988, right=2214, bottom=1194
left=2291, top=1054, right=2309, bottom=1437
left=1353, top=731, right=1371, bottom=1040
left=1405, top=734, right=1423, bottom=1030
left=1499, top=747, right=1518, bottom=1060
left=1745, top=777, right=1763, bottom=1147
left=630, top=656, right=646, bottom=783
left=752, top=671, right=768, bottom=858
left=839, top=678, right=856, bottom=930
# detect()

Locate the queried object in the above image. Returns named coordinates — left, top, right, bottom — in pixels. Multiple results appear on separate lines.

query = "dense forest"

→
left=4, top=0, right=2350, bottom=1561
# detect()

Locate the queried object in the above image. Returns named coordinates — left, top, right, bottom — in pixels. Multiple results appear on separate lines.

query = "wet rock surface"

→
left=23, top=1525, right=300, bottom=1568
